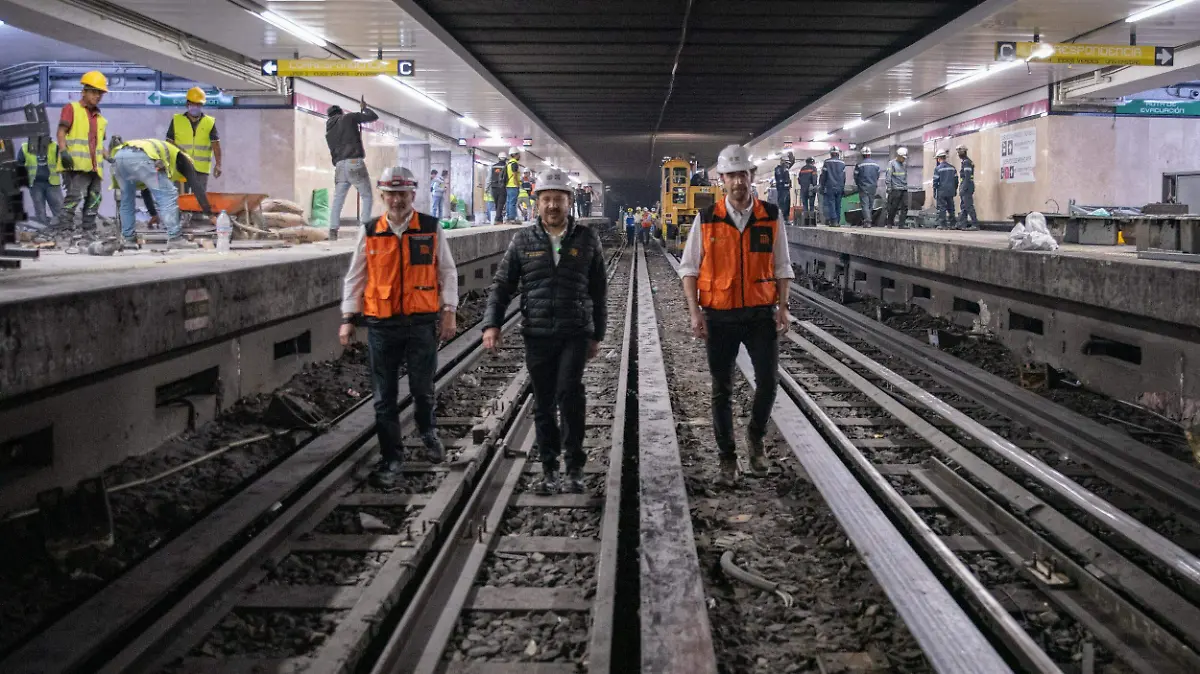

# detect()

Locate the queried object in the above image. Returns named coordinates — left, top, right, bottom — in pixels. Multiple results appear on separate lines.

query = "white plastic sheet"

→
left=1008, top=211, right=1059, bottom=252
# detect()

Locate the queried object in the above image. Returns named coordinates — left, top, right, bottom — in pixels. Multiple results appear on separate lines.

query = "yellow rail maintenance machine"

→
left=660, top=157, right=722, bottom=252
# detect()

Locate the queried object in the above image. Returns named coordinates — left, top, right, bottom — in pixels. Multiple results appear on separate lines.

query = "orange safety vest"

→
left=696, top=199, right=779, bottom=311
left=362, top=212, right=441, bottom=318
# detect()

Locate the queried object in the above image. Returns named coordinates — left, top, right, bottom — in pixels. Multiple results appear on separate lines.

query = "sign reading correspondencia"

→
left=1000, top=127, right=1036, bottom=184
left=996, top=41, right=1174, bottom=67
left=260, top=59, right=416, bottom=77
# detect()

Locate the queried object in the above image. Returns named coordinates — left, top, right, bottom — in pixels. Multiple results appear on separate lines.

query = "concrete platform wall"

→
left=790, top=228, right=1200, bottom=426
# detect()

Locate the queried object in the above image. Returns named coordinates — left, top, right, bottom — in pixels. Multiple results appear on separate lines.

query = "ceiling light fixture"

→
left=843, top=118, right=867, bottom=130
left=375, top=75, right=446, bottom=112
left=1127, top=0, right=1200, bottom=22
left=257, top=10, right=327, bottom=47
left=885, top=99, right=917, bottom=114
left=944, top=60, right=1023, bottom=90
left=1027, top=44, right=1055, bottom=61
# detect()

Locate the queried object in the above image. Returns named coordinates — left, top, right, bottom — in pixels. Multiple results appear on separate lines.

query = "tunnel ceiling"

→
left=411, top=0, right=985, bottom=182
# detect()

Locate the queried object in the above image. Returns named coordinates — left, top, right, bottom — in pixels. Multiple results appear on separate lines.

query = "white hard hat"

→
left=378, top=166, right=418, bottom=192
left=715, top=144, right=755, bottom=174
left=861, top=147, right=872, bottom=156
left=935, top=148, right=948, bottom=158
left=499, top=151, right=508, bottom=158
left=532, top=168, right=572, bottom=195
left=896, top=147, right=909, bottom=157
left=829, top=146, right=841, bottom=157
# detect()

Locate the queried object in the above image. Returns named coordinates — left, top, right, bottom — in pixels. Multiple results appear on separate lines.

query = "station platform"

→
left=0, top=224, right=524, bottom=511
left=788, top=225, right=1200, bottom=424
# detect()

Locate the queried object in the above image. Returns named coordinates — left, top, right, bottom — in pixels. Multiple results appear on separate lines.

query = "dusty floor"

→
left=646, top=250, right=931, bottom=674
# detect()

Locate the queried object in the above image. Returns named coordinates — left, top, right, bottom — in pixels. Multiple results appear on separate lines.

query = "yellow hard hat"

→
left=80, top=71, right=109, bottom=93
left=186, top=87, right=206, bottom=104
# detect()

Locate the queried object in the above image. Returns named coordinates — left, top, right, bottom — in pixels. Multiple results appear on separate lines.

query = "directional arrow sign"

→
left=261, top=60, right=278, bottom=76
left=996, top=41, right=1176, bottom=67
left=259, top=59, right=415, bottom=77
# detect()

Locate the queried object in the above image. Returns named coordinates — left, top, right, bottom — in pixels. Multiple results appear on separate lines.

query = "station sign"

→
left=1115, top=100, right=1200, bottom=117
left=146, top=91, right=234, bottom=107
left=996, top=41, right=1174, bottom=67
left=260, top=59, right=416, bottom=77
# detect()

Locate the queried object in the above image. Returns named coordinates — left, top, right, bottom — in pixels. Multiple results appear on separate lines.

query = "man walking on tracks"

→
left=678, top=144, right=794, bottom=486
left=340, top=166, right=460, bottom=489
left=481, top=168, right=608, bottom=496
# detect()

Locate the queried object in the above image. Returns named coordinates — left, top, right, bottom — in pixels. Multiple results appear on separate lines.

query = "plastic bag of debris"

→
left=261, top=198, right=306, bottom=215
left=262, top=212, right=308, bottom=229
left=1009, top=211, right=1059, bottom=252
left=276, top=225, right=329, bottom=243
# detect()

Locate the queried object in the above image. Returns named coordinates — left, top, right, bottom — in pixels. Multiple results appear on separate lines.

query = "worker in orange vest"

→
left=677, top=144, right=795, bottom=485
left=640, top=208, right=653, bottom=243
left=340, top=166, right=460, bottom=488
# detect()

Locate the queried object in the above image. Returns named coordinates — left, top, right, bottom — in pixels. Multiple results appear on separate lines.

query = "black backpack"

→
left=488, top=164, right=505, bottom=191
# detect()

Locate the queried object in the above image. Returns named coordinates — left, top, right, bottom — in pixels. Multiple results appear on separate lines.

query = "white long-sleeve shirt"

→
left=677, top=197, right=795, bottom=280
left=341, top=212, right=459, bottom=315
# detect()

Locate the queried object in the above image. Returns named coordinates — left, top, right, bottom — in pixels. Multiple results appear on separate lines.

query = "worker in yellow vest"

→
left=166, top=87, right=222, bottom=194
left=55, top=71, right=108, bottom=231
left=20, top=135, right=64, bottom=225
left=110, top=138, right=213, bottom=249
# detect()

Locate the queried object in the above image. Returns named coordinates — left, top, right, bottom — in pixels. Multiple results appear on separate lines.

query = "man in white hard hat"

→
left=340, top=166, right=460, bottom=489
left=956, top=145, right=978, bottom=230
left=819, top=147, right=847, bottom=226
left=487, top=151, right=509, bottom=225
left=481, top=168, right=608, bottom=495
left=932, top=148, right=958, bottom=229
left=853, top=147, right=881, bottom=227
left=884, top=147, right=910, bottom=228
left=678, top=144, right=795, bottom=485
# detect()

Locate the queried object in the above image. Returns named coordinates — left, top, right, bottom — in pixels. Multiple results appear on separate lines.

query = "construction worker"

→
left=339, top=166, right=459, bottom=488
left=484, top=189, right=496, bottom=223
left=624, top=207, right=637, bottom=245
left=20, top=135, right=63, bottom=225
left=504, top=151, right=522, bottom=222
left=487, top=152, right=508, bottom=224
left=325, top=100, right=379, bottom=241
left=884, top=147, right=909, bottom=228
left=773, top=153, right=793, bottom=225
left=932, top=148, right=958, bottom=229
left=55, top=71, right=108, bottom=231
left=957, top=145, right=979, bottom=230
left=518, top=171, right=532, bottom=220
left=819, top=148, right=847, bottom=226
left=853, top=147, right=881, bottom=227
left=166, top=87, right=222, bottom=197
left=482, top=168, right=608, bottom=495
left=678, top=144, right=795, bottom=486
left=429, top=169, right=445, bottom=219
left=110, top=138, right=212, bottom=249
left=798, top=157, right=818, bottom=222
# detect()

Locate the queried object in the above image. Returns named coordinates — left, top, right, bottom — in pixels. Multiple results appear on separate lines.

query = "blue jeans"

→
left=330, top=158, right=373, bottom=232
left=28, top=180, right=63, bottom=223
left=367, top=317, right=439, bottom=463
left=114, top=148, right=179, bottom=238
left=486, top=201, right=495, bottom=221
left=801, top=188, right=815, bottom=213
left=431, top=194, right=444, bottom=219
left=823, top=189, right=843, bottom=225
left=505, top=186, right=519, bottom=220
left=626, top=224, right=636, bottom=244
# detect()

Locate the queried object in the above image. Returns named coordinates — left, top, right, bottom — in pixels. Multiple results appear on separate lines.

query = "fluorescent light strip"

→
left=258, top=10, right=327, bottom=47
left=812, top=131, right=832, bottom=141
left=885, top=99, right=917, bottom=114
left=1127, top=0, right=1200, bottom=22
left=843, top=118, right=867, bottom=130
left=459, top=116, right=479, bottom=128
left=375, top=75, right=447, bottom=112
left=944, top=60, right=1023, bottom=90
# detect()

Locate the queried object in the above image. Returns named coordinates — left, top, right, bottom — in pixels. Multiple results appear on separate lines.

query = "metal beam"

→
left=1061, top=47, right=1200, bottom=101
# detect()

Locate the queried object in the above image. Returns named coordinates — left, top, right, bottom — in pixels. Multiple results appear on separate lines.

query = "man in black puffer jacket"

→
left=482, top=168, right=607, bottom=495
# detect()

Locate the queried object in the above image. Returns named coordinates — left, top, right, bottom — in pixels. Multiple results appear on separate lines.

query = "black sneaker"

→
left=563, top=467, right=585, bottom=494
left=369, top=459, right=403, bottom=489
left=328, top=229, right=339, bottom=242
left=746, top=431, right=768, bottom=475
left=715, top=457, right=739, bottom=487
left=421, top=430, right=445, bottom=464
left=536, top=470, right=560, bottom=495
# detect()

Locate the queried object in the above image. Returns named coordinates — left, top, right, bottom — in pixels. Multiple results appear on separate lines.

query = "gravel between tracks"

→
left=0, top=293, right=490, bottom=657
left=647, top=250, right=931, bottom=673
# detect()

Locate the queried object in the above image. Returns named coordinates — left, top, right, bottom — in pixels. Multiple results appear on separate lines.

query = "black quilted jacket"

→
left=483, top=219, right=607, bottom=341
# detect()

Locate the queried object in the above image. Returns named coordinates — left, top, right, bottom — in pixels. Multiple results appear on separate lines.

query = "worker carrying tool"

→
left=55, top=70, right=108, bottom=232
left=166, top=87, right=222, bottom=197
left=339, top=166, right=460, bottom=489
left=819, top=147, right=847, bottom=226
left=932, top=148, right=958, bottom=230
left=20, top=134, right=64, bottom=225
left=481, top=168, right=608, bottom=496
left=853, top=147, right=881, bottom=227
left=957, top=145, right=979, bottom=230
left=109, top=137, right=212, bottom=249
left=798, top=157, right=817, bottom=220
left=678, top=144, right=795, bottom=486
left=884, top=147, right=909, bottom=228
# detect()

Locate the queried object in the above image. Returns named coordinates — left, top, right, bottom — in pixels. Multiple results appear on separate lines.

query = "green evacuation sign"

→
left=145, top=91, right=234, bottom=107
left=1115, top=100, right=1200, bottom=117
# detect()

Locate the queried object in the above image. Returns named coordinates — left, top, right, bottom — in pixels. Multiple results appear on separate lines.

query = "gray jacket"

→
left=886, top=159, right=908, bottom=191
left=932, top=161, right=959, bottom=198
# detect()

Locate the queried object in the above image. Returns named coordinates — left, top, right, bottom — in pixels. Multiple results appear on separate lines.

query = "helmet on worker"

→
left=896, top=147, right=909, bottom=158
left=80, top=71, right=108, bottom=93
left=715, top=144, right=755, bottom=175
left=935, top=148, right=948, bottom=159
left=829, top=147, right=841, bottom=158
left=378, top=166, right=418, bottom=192
left=861, top=147, right=872, bottom=157
left=956, top=145, right=968, bottom=157
left=532, top=168, right=572, bottom=196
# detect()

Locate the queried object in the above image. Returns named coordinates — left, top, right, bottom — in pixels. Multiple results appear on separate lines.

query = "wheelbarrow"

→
left=178, top=192, right=272, bottom=239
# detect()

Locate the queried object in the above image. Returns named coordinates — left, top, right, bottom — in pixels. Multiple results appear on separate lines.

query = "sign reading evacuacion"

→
left=260, top=59, right=416, bottom=77
left=1116, top=100, right=1200, bottom=117
left=996, top=41, right=1174, bottom=67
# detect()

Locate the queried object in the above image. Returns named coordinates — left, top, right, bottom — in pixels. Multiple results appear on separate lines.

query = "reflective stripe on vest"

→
left=21, top=142, right=61, bottom=186
left=171, top=114, right=215, bottom=173
left=696, top=199, right=778, bottom=311
left=65, top=101, right=107, bottom=174
left=362, top=213, right=440, bottom=318
left=120, top=139, right=186, bottom=183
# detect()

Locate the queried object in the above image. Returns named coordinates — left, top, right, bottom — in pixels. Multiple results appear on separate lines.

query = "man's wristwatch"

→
left=341, top=315, right=357, bottom=325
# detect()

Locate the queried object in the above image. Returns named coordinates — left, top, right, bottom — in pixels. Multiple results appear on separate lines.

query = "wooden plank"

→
left=290, top=534, right=408, bottom=553
left=989, top=584, right=1050, bottom=614
left=465, top=587, right=591, bottom=612
left=238, top=585, right=364, bottom=610
left=525, top=463, right=606, bottom=474
left=494, top=536, right=600, bottom=555
left=513, top=494, right=603, bottom=508
left=902, top=495, right=939, bottom=509
left=941, top=535, right=994, bottom=553
left=833, top=417, right=902, bottom=427
left=854, top=438, right=929, bottom=449
left=444, top=663, right=578, bottom=674
left=173, top=657, right=309, bottom=674
left=874, top=464, right=916, bottom=475
left=817, top=399, right=878, bottom=409
left=339, top=493, right=429, bottom=507
left=435, top=417, right=483, bottom=426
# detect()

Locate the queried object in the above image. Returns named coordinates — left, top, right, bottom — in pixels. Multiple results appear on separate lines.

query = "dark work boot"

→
left=369, top=459, right=403, bottom=489
left=715, top=457, right=739, bottom=487
left=328, top=228, right=339, bottom=242
left=563, top=466, right=585, bottom=494
left=746, top=430, right=768, bottom=476
left=536, top=466, right=560, bottom=495
left=421, top=430, right=445, bottom=464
